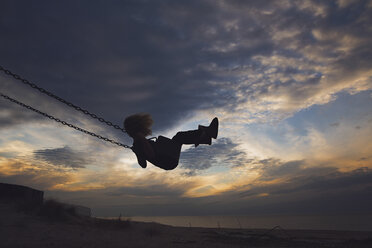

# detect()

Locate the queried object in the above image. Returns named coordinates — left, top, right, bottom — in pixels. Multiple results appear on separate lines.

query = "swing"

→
left=0, top=66, right=132, bottom=149
left=1, top=66, right=218, bottom=170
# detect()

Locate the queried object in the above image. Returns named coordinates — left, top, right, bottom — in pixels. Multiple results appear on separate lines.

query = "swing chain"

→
left=0, top=66, right=127, bottom=133
left=0, top=93, right=131, bottom=149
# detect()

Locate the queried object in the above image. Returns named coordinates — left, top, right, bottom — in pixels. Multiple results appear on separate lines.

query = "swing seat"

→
left=151, top=136, right=182, bottom=170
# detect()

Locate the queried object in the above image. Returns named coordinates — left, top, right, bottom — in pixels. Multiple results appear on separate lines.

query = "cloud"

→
left=33, top=146, right=90, bottom=169
left=0, top=95, right=41, bottom=128
left=56, top=165, right=372, bottom=216
left=180, top=138, right=249, bottom=175
left=238, top=166, right=372, bottom=201
left=0, top=172, right=70, bottom=191
left=216, top=0, right=372, bottom=123
left=1, top=0, right=371, bottom=133
left=105, top=183, right=187, bottom=197
left=258, top=159, right=306, bottom=181
left=0, top=160, right=72, bottom=190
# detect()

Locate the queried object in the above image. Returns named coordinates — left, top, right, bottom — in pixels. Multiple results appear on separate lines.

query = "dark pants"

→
left=150, top=129, right=207, bottom=171
left=172, top=130, right=202, bottom=145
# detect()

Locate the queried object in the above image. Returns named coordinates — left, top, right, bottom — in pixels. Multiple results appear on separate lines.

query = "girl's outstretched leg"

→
left=172, top=129, right=211, bottom=146
left=172, top=117, right=218, bottom=147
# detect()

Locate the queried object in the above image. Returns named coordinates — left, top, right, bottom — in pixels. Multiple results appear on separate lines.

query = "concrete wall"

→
left=0, top=182, right=44, bottom=206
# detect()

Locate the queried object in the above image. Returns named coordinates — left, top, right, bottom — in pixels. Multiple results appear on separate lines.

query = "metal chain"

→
left=0, top=92, right=132, bottom=149
left=0, top=65, right=127, bottom=133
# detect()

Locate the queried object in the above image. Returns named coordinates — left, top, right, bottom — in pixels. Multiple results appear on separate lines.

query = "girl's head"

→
left=124, top=113, right=153, bottom=138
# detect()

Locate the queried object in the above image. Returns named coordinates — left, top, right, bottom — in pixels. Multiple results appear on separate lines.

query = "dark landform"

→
left=1, top=183, right=372, bottom=247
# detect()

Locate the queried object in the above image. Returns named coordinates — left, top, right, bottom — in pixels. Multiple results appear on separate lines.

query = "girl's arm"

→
left=135, top=151, right=147, bottom=168
left=132, top=136, right=156, bottom=168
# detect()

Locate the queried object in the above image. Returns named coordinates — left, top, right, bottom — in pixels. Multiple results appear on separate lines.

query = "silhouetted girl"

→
left=124, top=113, right=218, bottom=170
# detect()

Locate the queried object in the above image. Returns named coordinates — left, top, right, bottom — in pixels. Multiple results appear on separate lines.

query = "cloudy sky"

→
left=1, top=0, right=372, bottom=219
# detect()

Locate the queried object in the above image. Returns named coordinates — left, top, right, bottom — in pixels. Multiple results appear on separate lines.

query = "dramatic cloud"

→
left=33, top=146, right=90, bottom=169
left=44, top=165, right=372, bottom=216
left=233, top=166, right=372, bottom=214
left=0, top=84, right=42, bottom=128
left=1, top=0, right=371, bottom=131
left=180, top=138, right=250, bottom=175
left=253, top=159, right=307, bottom=181
left=0, top=159, right=73, bottom=190
left=105, top=183, right=189, bottom=198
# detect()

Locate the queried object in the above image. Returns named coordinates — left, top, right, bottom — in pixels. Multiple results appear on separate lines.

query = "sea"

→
left=105, top=215, right=372, bottom=232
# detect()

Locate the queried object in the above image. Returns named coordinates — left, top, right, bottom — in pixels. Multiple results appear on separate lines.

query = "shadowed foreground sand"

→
left=1, top=202, right=372, bottom=248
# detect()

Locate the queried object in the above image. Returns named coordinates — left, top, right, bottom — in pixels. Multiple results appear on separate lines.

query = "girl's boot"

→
left=198, top=117, right=219, bottom=139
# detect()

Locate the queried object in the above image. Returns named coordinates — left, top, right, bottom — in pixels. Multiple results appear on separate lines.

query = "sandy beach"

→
left=1, top=202, right=371, bottom=248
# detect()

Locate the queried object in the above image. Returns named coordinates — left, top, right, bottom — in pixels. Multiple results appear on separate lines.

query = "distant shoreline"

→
left=97, top=214, right=372, bottom=232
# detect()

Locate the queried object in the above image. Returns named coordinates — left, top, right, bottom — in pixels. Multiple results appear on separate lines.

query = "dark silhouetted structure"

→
left=0, top=182, right=44, bottom=207
left=0, top=182, right=92, bottom=217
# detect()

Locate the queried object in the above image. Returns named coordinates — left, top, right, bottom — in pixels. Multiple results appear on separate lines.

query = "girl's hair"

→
left=124, top=113, right=153, bottom=137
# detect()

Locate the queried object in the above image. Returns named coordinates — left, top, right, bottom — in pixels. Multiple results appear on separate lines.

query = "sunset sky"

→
left=1, top=0, right=372, bottom=219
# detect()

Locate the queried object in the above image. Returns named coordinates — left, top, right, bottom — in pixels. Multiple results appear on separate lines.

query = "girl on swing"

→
left=124, top=113, right=218, bottom=170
